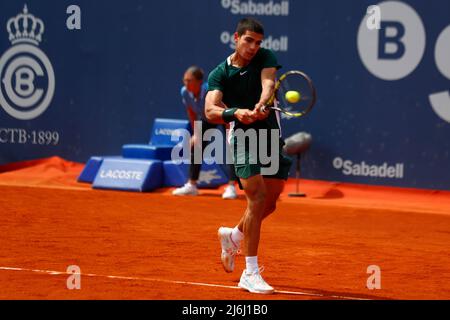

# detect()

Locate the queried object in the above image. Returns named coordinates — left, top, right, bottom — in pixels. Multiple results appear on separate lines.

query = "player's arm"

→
left=254, top=67, right=277, bottom=118
left=205, top=90, right=227, bottom=124
left=259, top=67, right=277, bottom=105
left=205, top=90, right=258, bottom=125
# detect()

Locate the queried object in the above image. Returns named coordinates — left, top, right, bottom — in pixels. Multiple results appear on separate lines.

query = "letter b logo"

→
left=358, top=1, right=426, bottom=80
left=378, top=21, right=405, bottom=59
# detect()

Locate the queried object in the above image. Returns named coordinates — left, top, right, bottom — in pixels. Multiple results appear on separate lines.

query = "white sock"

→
left=246, top=256, right=259, bottom=274
left=231, top=226, right=244, bottom=245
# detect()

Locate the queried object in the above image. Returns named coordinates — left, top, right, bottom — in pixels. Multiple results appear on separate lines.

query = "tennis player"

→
left=205, top=18, right=292, bottom=294
left=173, top=66, right=238, bottom=199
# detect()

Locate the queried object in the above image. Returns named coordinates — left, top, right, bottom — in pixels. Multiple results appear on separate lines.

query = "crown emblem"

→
left=7, top=5, right=44, bottom=46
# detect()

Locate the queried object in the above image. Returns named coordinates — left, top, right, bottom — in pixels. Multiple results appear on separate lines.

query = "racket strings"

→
left=265, top=70, right=316, bottom=118
left=278, top=74, right=312, bottom=113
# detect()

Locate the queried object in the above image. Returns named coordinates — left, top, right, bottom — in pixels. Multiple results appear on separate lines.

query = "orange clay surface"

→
left=0, top=157, right=449, bottom=300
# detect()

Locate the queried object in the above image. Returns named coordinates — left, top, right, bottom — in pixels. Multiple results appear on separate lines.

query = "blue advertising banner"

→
left=0, top=0, right=449, bottom=190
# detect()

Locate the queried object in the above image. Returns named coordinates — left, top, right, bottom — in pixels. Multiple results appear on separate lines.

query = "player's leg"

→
left=235, top=146, right=289, bottom=294
left=235, top=174, right=274, bottom=294
left=235, top=177, right=284, bottom=233
left=261, top=177, right=285, bottom=219
left=258, top=148, right=292, bottom=217
left=239, top=174, right=267, bottom=257
left=218, top=175, right=264, bottom=273
left=218, top=174, right=266, bottom=274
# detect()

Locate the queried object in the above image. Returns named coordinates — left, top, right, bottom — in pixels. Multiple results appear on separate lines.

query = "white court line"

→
left=0, top=266, right=371, bottom=300
left=0, top=182, right=91, bottom=192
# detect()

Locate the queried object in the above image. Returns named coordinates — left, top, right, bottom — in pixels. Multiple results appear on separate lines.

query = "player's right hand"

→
left=253, top=102, right=270, bottom=120
left=234, top=109, right=258, bottom=124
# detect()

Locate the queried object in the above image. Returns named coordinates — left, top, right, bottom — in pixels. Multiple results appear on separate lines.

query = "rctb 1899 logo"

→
left=0, top=5, right=55, bottom=120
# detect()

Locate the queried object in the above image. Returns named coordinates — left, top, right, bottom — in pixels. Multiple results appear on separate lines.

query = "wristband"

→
left=222, top=108, right=238, bottom=123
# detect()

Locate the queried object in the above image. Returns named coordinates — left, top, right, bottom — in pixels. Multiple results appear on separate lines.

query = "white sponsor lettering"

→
left=99, top=169, right=144, bottom=180
left=220, top=31, right=288, bottom=52
left=221, top=0, right=289, bottom=16
left=333, top=157, right=404, bottom=179
left=155, top=128, right=178, bottom=136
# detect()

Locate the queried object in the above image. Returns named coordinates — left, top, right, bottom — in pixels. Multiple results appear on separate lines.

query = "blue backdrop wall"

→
left=0, top=0, right=449, bottom=190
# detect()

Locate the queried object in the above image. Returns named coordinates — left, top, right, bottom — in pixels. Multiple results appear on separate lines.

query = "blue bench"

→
left=122, top=118, right=191, bottom=161
left=77, top=118, right=228, bottom=191
left=93, top=158, right=163, bottom=192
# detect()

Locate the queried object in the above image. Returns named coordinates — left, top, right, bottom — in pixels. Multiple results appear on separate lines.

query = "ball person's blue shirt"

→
left=180, top=82, right=208, bottom=121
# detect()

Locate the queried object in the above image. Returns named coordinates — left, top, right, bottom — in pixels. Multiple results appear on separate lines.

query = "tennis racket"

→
left=262, top=70, right=317, bottom=118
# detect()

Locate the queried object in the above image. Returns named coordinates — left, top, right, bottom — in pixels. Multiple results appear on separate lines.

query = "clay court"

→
left=0, top=157, right=449, bottom=300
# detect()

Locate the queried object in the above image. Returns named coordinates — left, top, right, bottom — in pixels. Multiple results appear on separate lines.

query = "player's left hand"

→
left=253, top=102, right=270, bottom=120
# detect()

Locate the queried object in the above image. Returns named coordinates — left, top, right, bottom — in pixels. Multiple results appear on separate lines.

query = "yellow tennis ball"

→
left=285, top=90, right=301, bottom=103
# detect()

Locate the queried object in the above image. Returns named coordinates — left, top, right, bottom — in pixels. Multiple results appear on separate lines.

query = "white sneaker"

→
left=238, top=269, right=274, bottom=294
left=218, top=227, right=240, bottom=273
left=222, top=185, right=237, bottom=200
left=172, top=183, right=199, bottom=196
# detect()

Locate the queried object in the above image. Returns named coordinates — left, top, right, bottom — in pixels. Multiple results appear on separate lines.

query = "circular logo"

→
left=435, top=25, right=450, bottom=80
left=221, top=0, right=232, bottom=9
left=0, top=44, right=55, bottom=120
left=357, top=1, right=426, bottom=81
left=333, top=157, right=344, bottom=169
